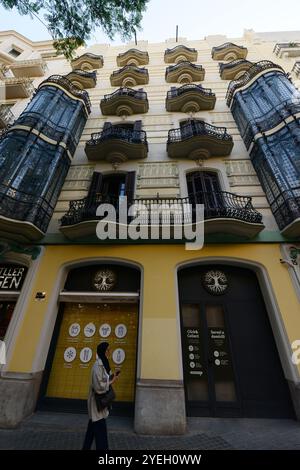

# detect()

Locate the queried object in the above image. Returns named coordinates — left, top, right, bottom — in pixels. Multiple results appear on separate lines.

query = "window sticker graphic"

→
left=69, top=323, right=81, bottom=337
left=115, top=324, right=127, bottom=339
left=112, top=348, right=126, bottom=365
left=80, top=347, right=93, bottom=363
left=99, top=323, right=111, bottom=338
left=84, top=323, right=96, bottom=338
left=64, top=347, right=76, bottom=363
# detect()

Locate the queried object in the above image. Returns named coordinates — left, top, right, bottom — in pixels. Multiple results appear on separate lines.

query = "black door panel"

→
left=178, top=265, right=295, bottom=418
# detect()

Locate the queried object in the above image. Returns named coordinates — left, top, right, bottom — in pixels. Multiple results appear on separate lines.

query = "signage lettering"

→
left=0, top=266, right=27, bottom=291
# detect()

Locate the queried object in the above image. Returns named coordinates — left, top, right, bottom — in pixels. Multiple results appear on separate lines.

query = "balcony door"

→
left=84, top=171, right=136, bottom=220
left=187, top=171, right=223, bottom=217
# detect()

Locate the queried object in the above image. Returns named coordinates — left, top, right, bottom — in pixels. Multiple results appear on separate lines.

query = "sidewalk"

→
left=0, top=412, right=300, bottom=450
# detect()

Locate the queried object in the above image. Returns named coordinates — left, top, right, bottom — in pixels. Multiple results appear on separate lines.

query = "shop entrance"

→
left=40, top=263, right=140, bottom=415
left=178, top=265, right=295, bottom=418
left=0, top=263, right=28, bottom=340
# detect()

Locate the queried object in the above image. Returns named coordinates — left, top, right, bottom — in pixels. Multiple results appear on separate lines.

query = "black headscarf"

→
left=97, top=342, right=111, bottom=374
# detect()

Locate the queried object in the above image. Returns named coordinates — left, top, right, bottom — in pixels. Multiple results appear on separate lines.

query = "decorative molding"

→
left=61, top=165, right=95, bottom=191
left=280, top=244, right=300, bottom=302
left=137, top=162, right=179, bottom=194
left=225, top=160, right=259, bottom=186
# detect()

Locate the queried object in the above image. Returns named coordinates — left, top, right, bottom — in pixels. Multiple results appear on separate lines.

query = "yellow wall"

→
left=8, top=244, right=300, bottom=380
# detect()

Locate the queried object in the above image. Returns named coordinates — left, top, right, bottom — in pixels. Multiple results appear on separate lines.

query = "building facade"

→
left=0, top=29, right=300, bottom=434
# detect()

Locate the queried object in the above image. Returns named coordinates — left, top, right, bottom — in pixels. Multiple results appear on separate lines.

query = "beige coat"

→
left=87, top=358, right=110, bottom=422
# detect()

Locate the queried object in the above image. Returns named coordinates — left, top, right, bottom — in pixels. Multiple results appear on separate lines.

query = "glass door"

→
left=181, top=302, right=240, bottom=417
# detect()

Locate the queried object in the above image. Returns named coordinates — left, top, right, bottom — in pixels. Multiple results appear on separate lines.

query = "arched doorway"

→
left=39, top=262, right=141, bottom=415
left=178, top=264, right=295, bottom=418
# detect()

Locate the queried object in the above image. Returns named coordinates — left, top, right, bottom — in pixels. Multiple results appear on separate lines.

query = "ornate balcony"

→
left=60, top=193, right=264, bottom=240
left=219, top=59, right=253, bottom=80
left=65, top=69, right=97, bottom=89
left=2, top=77, right=34, bottom=99
left=271, top=186, right=300, bottom=238
left=110, top=65, right=149, bottom=87
left=166, top=84, right=216, bottom=112
left=117, top=49, right=149, bottom=67
left=100, top=88, right=148, bottom=116
left=226, top=61, right=285, bottom=107
left=9, top=58, right=47, bottom=78
left=164, top=45, right=198, bottom=64
left=167, top=121, right=233, bottom=159
left=0, top=105, right=14, bottom=129
left=165, top=62, right=205, bottom=84
left=85, top=126, right=148, bottom=163
left=71, top=52, right=103, bottom=71
left=38, top=75, right=91, bottom=114
left=273, top=43, right=300, bottom=59
left=292, top=62, right=300, bottom=77
left=212, top=43, right=248, bottom=61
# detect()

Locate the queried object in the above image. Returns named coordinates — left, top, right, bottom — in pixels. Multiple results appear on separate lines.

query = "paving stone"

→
left=0, top=412, right=299, bottom=450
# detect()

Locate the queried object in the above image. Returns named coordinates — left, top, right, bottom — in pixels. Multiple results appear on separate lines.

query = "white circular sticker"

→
left=214, top=351, right=220, bottom=357
left=64, top=347, right=76, bottom=363
left=188, top=345, right=194, bottom=352
left=115, top=324, right=127, bottom=339
left=84, top=323, right=96, bottom=338
left=189, top=353, right=195, bottom=360
left=69, top=323, right=81, bottom=337
left=80, top=347, right=93, bottom=363
left=215, top=359, right=221, bottom=366
left=190, top=361, right=195, bottom=369
left=112, top=348, right=126, bottom=365
left=99, top=323, right=111, bottom=338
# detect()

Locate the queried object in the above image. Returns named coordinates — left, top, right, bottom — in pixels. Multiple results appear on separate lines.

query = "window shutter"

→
left=125, top=171, right=136, bottom=203
left=86, top=172, right=103, bottom=206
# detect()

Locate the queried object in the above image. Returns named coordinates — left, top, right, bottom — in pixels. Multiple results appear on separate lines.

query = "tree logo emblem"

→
left=93, top=270, right=116, bottom=291
left=203, top=270, right=228, bottom=295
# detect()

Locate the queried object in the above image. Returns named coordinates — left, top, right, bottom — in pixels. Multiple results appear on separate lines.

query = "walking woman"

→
left=82, top=342, right=119, bottom=450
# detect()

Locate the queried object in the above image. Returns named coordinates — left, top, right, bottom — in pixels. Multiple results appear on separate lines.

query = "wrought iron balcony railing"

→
left=78, top=52, right=103, bottom=60
left=272, top=186, right=300, bottom=232
left=165, top=61, right=204, bottom=78
left=10, top=58, right=47, bottom=74
left=117, top=49, right=149, bottom=60
left=292, top=62, right=300, bottom=77
left=39, top=75, right=91, bottom=112
left=0, top=181, right=55, bottom=234
left=3, top=77, right=35, bottom=96
left=70, top=69, right=97, bottom=80
left=60, top=192, right=262, bottom=228
left=0, top=105, right=14, bottom=128
left=167, top=121, right=232, bottom=145
left=71, top=53, right=104, bottom=69
left=165, top=45, right=197, bottom=56
left=226, top=61, right=286, bottom=107
left=219, top=59, right=252, bottom=73
left=86, top=126, right=148, bottom=149
left=111, top=65, right=148, bottom=77
left=166, top=83, right=214, bottom=100
left=102, top=87, right=147, bottom=103
left=212, top=42, right=247, bottom=53
left=273, top=43, right=300, bottom=56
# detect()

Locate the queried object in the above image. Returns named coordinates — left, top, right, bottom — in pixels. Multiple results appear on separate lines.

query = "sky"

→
left=0, top=0, right=299, bottom=44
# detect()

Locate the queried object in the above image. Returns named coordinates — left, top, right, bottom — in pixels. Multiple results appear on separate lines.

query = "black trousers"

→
left=82, top=418, right=108, bottom=450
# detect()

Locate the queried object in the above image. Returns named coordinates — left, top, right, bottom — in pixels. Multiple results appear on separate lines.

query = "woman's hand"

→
left=109, top=373, right=120, bottom=385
